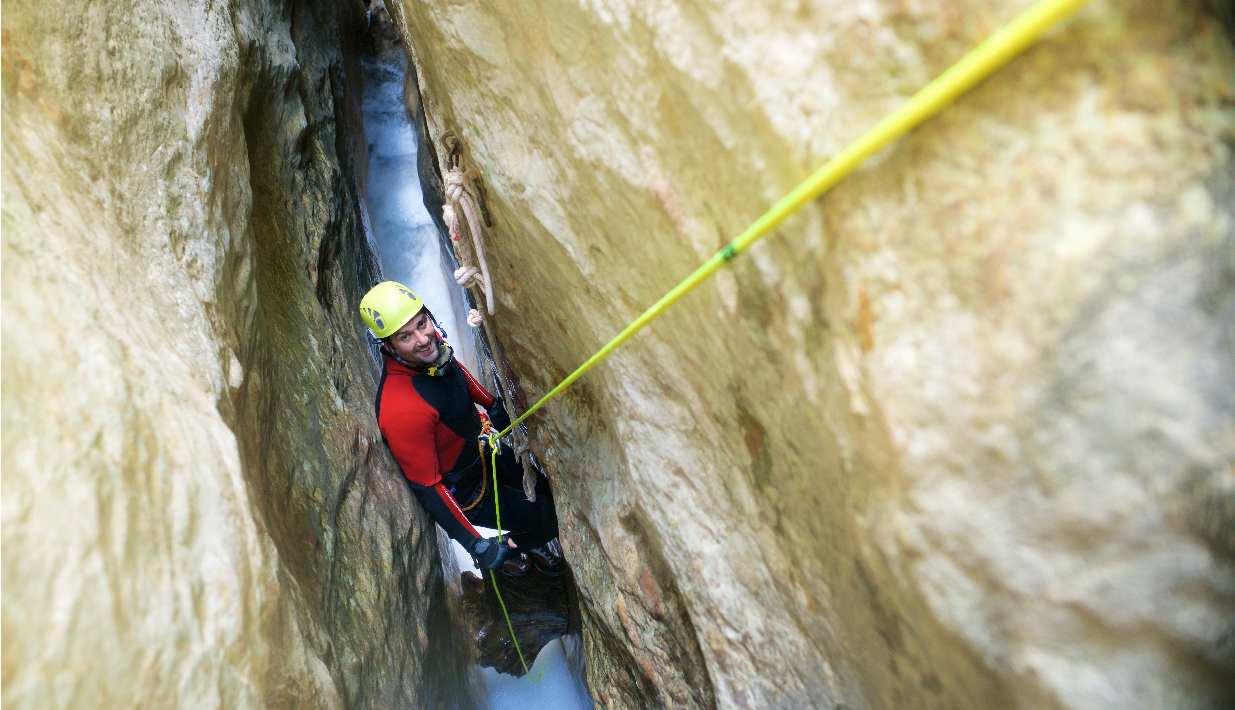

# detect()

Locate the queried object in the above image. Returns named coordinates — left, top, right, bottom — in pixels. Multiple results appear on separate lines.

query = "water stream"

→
left=359, top=58, right=476, bottom=373
left=360, top=56, right=592, bottom=710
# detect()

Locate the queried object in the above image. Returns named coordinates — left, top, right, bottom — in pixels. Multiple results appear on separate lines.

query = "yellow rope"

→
left=493, top=0, right=1089, bottom=443
left=488, top=440, right=543, bottom=682
left=485, top=0, right=1090, bottom=683
left=488, top=571, right=543, bottom=683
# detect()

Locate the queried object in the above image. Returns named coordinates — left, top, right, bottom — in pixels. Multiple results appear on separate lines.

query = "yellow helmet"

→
left=359, top=281, right=425, bottom=338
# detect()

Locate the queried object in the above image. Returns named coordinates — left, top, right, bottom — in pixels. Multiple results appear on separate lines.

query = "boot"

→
left=526, top=539, right=566, bottom=577
left=498, top=551, right=531, bottom=577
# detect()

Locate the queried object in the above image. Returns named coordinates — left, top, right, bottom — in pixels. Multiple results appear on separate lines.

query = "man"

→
left=359, top=281, right=564, bottom=576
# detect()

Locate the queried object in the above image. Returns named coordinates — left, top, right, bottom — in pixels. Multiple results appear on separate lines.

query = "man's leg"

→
left=489, top=443, right=551, bottom=494
left=465, top=445, right=558, bottom=550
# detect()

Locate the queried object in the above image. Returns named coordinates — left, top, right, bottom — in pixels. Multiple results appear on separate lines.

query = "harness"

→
left=458, top=413, right=501, bottom=512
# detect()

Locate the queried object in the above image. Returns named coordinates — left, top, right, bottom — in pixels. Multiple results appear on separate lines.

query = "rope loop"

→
left=443, top=160, right=496, bottom=315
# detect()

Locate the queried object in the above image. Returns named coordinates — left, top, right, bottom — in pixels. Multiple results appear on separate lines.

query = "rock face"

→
left=385, top=0, right=1235, bottom=708
left=2, top=1, right=478, bottom=708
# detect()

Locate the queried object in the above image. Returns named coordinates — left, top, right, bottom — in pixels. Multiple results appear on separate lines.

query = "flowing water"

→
left=361, top=56, right=592, bottom=710
left=360, top=58, right=477, bottom=373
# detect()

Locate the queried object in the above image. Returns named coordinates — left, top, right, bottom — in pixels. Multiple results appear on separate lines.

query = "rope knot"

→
left=454, top=265, right=482, bottom=287
left=444, top=168, right=467, bottom=202
left=441, top=154, right=495, bottom=316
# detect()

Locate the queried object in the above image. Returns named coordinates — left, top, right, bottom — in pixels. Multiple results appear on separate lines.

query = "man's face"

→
left=388, top=311, right=439, bottom=365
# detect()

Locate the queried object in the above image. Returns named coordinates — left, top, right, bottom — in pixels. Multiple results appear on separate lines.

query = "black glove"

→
left=472, top=536, right=517, bottom=571
left=486, top=401, right=512, bottom=432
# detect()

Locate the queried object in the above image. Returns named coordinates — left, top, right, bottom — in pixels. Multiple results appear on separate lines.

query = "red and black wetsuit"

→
left=376, top=346, right=557, bottom=553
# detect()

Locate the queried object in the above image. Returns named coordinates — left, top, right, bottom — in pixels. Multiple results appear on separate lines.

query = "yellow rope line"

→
left=488, top=572, right=543, bottom=683
left=493, top=0, right=1089, bottom=443
left=488, top=441, right=543, bottom=682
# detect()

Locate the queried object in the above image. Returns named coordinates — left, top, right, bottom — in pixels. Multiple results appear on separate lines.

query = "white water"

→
left=453, top=527, right=592, bottom=709
left=361, top=58, right=478, bottom=373
left=361, top=57, right=591, bottom=710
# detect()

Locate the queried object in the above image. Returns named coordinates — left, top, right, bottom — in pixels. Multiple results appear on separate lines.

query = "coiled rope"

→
left=444, top=169, right=496, bottom=315
left=485, top=0, right=1091, bottom=680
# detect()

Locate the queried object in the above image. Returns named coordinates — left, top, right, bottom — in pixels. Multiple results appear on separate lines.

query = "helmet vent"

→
left=362, top=308, right=385, bottom=330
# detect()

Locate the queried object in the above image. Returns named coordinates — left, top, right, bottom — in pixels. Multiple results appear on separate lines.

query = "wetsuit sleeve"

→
left=383, top=415, right=441, bottom=486
left=408, top=482, right=484, bottom=551
left=460, top=363, right=494, bottom=408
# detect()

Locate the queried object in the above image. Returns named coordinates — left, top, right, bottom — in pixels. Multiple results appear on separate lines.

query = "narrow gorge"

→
left=4, top=1, right=1234, bottom=710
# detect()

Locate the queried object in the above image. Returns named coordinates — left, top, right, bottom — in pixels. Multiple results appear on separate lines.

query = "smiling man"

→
left=359, top=281, right=563, bottom=577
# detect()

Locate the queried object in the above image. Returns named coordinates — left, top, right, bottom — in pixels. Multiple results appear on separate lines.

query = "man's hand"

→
left=472, top=536, right=517, bottom=570
left=486, top=402, right=511, bottom=433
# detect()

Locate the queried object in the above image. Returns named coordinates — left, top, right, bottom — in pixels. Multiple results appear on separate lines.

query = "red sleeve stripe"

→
left=460, top=363, right=495, bottom=408
left=435, top=483, right=481, bottom=538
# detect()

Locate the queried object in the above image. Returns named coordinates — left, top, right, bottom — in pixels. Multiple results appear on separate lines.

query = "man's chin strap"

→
left=423, top=338, right=453, bottom=376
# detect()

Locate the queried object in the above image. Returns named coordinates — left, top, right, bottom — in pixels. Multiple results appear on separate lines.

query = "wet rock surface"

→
left=384, top=1, right=1235, bottom=708
left=2, top=0, right=478, bottom=708
left=459, top=568, right=577, bottom=677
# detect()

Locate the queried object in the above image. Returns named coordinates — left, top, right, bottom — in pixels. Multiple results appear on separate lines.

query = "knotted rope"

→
left=440, top=136, right=537, bottom=496
left=454, top=265, right=482, bottom=288
left=443, top=167, right=495, bottom=315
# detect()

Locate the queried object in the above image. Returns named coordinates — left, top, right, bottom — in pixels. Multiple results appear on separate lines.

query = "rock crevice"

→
left=3, top=0, right=479, bottom=707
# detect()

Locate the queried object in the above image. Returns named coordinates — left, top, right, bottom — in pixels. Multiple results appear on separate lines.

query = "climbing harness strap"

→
left=458, top=442, right=489, bottom=513
left=462, top=418, right=499, bottom=512
left=482, top=0, right=1091, bottom=682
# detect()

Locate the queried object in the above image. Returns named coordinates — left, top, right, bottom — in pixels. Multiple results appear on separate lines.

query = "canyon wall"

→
left=387, top=0, right=1235, bottom=708
left=2, top=1, right=478, bottom=708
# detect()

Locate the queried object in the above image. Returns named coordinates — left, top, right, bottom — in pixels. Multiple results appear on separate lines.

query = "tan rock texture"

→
left=2, top=1, right=478, bottom=708
left=386, top=0, right=1235, bottom=707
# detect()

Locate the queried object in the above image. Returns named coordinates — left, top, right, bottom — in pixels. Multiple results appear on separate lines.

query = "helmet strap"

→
left=424, top=308, right=447, bottom=340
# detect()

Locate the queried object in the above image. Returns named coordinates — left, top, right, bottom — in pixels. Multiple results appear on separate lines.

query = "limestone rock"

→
left=385, top=0, right=1235, bottom=707
left=2, top=1, right=477, bottom=707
